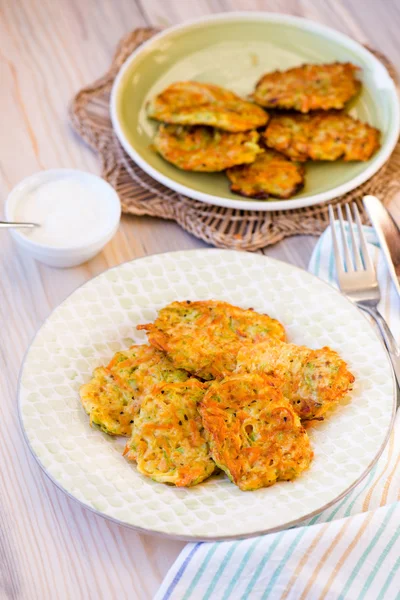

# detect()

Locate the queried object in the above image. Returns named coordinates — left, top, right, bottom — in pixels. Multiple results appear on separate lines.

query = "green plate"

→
left=111, top=13, right=399, bottom=211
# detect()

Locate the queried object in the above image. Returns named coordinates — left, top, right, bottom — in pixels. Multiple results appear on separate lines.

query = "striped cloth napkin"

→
left=155, top=226, right=399, bottom=600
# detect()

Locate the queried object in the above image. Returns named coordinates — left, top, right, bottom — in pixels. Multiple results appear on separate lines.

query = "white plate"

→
left=19, top=250, right=395, bottom=540
left=110, top=13, right=400, bottom=212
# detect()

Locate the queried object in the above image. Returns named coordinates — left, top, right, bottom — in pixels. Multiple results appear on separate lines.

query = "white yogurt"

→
left=15, top=174, right=113, bottom=248
left=6, top=169, right=121, bottom=267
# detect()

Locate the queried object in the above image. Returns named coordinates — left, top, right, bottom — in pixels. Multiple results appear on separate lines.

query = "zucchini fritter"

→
left=236, top=339, right=355, bottom=421
left=153, top=125, right=262, bottom=172
left=80, top=345, right=189, bottom=436
left=80, top=367, right=135, bottom=436
left=253, top=62, right=361, bottom=112
left=107, top=344, right=189, bottom=416
left=124, top=380, right=215, bottom=487
left=138, top=300, right=286, bottom=380
left=199, top=373, right=313, bottom=491
left=148, top=81, right=269, bottom=132
left=227, top=149, right=305, bottom=199
left=264, top=112, right=380, bottom=162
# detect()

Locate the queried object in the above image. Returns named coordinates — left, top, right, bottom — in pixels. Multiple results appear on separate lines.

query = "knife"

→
left=363, top=195, right=400, bottom=298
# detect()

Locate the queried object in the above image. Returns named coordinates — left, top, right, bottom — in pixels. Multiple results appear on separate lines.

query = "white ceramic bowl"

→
left=5, top=169, right=121, bottom=268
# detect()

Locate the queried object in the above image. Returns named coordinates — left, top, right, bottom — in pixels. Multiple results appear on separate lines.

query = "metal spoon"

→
left=0, top=221, right=40, bottom=229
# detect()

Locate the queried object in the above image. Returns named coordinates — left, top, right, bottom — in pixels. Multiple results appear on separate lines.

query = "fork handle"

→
left=362, top=306, right=400, bottom=391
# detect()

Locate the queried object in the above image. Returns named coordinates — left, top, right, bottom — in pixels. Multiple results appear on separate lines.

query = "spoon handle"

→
left=0, top=221, right=40, bottom=228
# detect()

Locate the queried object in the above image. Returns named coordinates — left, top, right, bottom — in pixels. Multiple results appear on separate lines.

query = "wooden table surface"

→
left=1, top=1, right=399, bottom=599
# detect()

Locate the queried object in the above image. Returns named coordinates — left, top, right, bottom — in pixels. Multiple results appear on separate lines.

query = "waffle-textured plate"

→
left=19, top=250, right=395, bottom=540
left=110, top=13, right=399, bottom=212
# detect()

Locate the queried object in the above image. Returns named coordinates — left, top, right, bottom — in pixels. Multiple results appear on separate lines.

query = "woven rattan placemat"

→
left=70, top=28, right=400, bottom=250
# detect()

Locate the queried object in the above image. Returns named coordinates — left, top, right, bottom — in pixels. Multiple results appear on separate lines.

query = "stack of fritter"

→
left=80, top=300, right=355, bottom=491
left=147, top=63, right=380, bottom=200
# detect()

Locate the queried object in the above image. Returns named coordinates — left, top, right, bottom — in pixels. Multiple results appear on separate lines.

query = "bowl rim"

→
left=110, top=11, right=400, bottom=212
left=5, top=168, right=121, bottom=253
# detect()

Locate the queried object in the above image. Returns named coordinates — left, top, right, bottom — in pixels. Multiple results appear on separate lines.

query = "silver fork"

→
left=329, top=202, right=400, bottom=390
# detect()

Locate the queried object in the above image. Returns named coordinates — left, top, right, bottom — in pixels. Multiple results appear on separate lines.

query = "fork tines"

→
left=329, top=202, right=374, bottom=275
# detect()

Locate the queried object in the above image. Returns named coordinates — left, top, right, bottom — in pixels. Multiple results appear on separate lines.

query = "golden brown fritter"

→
left=153, top=125, right=262, bottom=172
left=253, top=62, right=361, bottom=112
left=138, top=300, right=286, bottom=380
left=199, top=373, right=313, bottom=491
left=79, top=345, right=189, bottom=436
left=264, top=112, right=380, bottom=162
left=236, top=339, right=355, bottom=421
left=107, top=344, right=189, bottom=417
left=80, top=367, right=135, bottom=436
left=263, top=113, right=312, bottom=162
left=227, top=149, right=305, bottom=199
left=124, top=380, right=215, bottom=487
left=148, top=81, right=269, bottom=132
